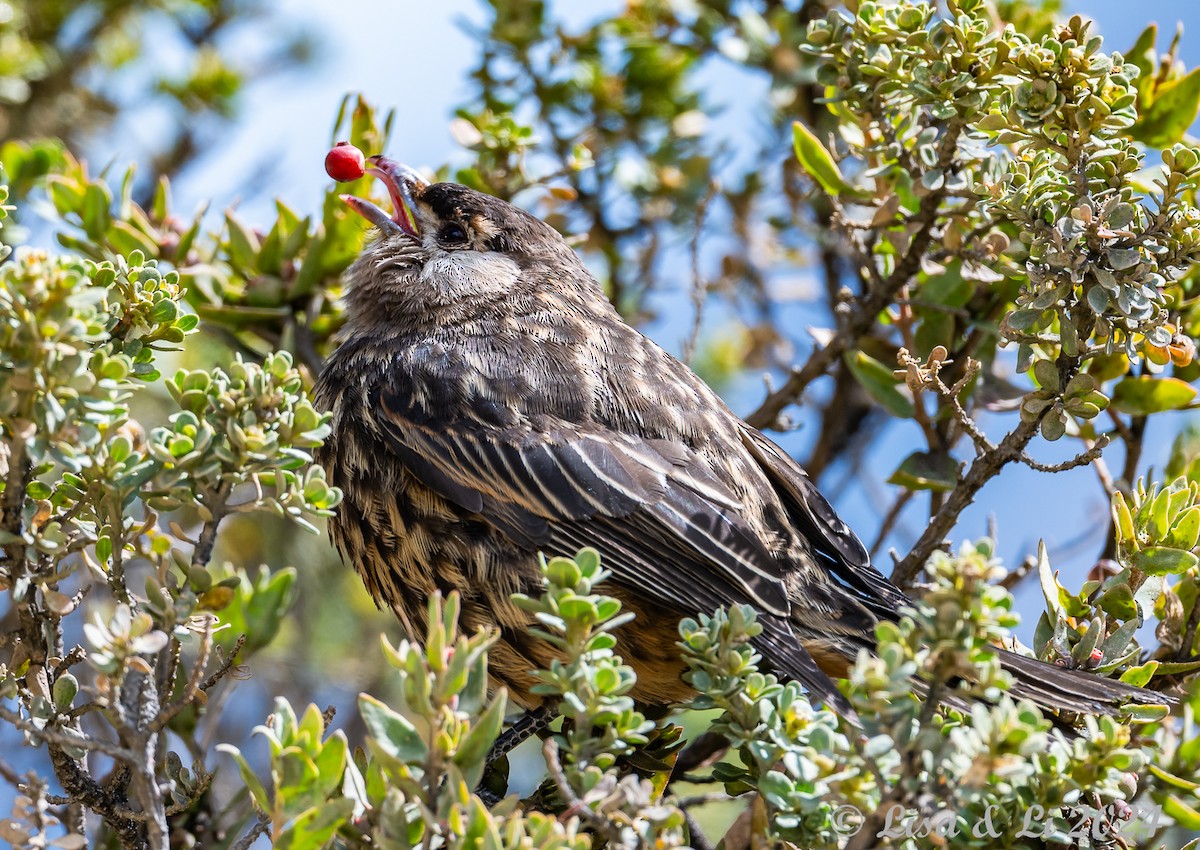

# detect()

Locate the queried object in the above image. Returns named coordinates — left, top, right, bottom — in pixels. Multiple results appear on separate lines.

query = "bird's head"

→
left=339, top=156, right=585, bottom=330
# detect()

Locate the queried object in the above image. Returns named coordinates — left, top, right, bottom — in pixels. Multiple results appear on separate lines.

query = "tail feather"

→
left=755, top=616, right=859, bottom=722
left=998, top=649, right=1175, bottom=715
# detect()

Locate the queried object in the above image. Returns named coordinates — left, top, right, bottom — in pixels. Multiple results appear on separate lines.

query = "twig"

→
left=683, top=809, right=715, bottom=850
left=191, top=485, right=231, bottom=569
left=150, top=616, right=215, bottom=733
left=0, top=755, right=22, bottom=788
left=107, top=499, right=131, bottom=605
left=52, top=646, right=87, bottom=679
left=745, top=121, right=965, bottom=430
left=898, top=348, right=992, bottom=455
left=46, top=743, right=144, bottom=846
left=999, top=555, right=1037, bottom=590
left=230, top=814, right=270, bottom=850
left=543, top=738, right=622, bottom=844
left=46, top=777, right=210, bottom=822
left=682, top=181, right=720, bottom=364
left=870, top=489, right=915, bottom=557
left=676, top=792, right=736, bottom=807
left=891, top=418, right=1041, bottom=587
left=1090, top=445, right=1117, bottom=497
left=1017, top=436, right=1110, bottom=474
left=200, top=634, right=247, bottom=691
left=0, top=703, right=137, bottom=761
left=670, top=731, right=729, bottom=782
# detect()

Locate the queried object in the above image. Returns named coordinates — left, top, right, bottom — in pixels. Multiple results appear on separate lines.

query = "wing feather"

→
left=375, top=386, right=790, bottom=618
left=371, top=382, right=863, bottom=712
left=739, top=426, right=911, bottom=615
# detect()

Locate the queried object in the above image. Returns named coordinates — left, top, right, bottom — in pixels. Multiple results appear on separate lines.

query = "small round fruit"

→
left=325, top=142, right=366, bottom=182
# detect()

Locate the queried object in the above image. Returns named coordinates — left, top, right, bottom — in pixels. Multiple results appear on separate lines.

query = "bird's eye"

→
left=437, top=223, right=469, bottom=244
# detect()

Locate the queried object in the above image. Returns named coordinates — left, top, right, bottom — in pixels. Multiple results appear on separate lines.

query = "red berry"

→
left=325, top=141, right=365, bottom=182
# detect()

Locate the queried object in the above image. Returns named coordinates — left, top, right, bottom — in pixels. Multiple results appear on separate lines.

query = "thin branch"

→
left=870, top=489, right=915, bottom=558
left=683, top=809, right=716, bottom=850
left=231, top=814, right=271, bottom=850
left=150, top=616, right=214, bottom=733
left=0, top=703, right=137, bottom=761
left=745, top=121, right=965, bottom=430
left=670, top=731, right=729, bottom=782
left=891, top=417, right=1041, bottom=587
left=682, top=180, right=720, bottom=364
left=1018, top=436, right=1110, bottom=474
left=999, top=554, right=1037, bottom=590
left=201, top=634, right=247, bottom=691
left=191, top=484, right=231, bottom=569
left=898, top=349, right=992, bottom=454
left=0, top=755, right=22, bottom=788
left=543, top=737, right=623, bottom=844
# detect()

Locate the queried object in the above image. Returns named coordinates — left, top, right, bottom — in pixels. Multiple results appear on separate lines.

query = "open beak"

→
left=341, top=156, right=427, bottom=239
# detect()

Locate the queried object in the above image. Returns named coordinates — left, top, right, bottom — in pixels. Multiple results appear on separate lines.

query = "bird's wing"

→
left=375, top=383, right=790, bottom=618
left=739, top=426, right=911, bottom=616
left=374, top=384, right=855, bottom=714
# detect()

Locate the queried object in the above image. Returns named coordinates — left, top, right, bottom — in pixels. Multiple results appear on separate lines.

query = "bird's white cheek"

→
left=419, top=251, right=521, bottom=300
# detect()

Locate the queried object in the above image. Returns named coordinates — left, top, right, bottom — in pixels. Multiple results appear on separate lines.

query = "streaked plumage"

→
left=315, top=165, right=1170, bottom=718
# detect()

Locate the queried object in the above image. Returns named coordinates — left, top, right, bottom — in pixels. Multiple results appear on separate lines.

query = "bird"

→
left=313, top=155, right=1171, bottom=728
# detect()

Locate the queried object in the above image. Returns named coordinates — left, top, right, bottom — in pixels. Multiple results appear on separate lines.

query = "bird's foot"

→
left=485, top=705, right=555, bottom=768
left=475, top=706, right=556, bottom=805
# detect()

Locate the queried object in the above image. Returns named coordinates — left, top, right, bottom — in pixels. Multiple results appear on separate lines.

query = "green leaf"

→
left=1126, top=24, right=1158, bottom=94
left=224, top=211, right=261, bottom=271
left=52, top=674, right=78, bottom=711
left=792, top=121, right=870, bottom=200
left=844, top=351, right=914, bottom=418
left=1097, top=582, right=1138, bottom=620
left=1156, top=658, right=1200, bottom=676
left=1120, top=702, right=1171, bottom=723
left=1168, top=506, right=1200, bottom=550
left=1111, top=376, right=1197, bottom=416
left=917, top=267, right=974, bottom=309
left=358, top=693, right=427, bottom=762
left=887, top=450, right=957, bottom=492
left=1167, top=422, right=1200, bottom=480
left=313, top=732, right=348, bottom=799
left=1037, top=542, right=1067, bottom=617
left=758, top=770, right=795, bottom=809
left=453, top=692, right=507, bottom=788
left=1118, top=659, right=1158, bottom=687
left=1132, top=66, right=1200, bottom=148
left=1129, top=546, right=1200, bottom=576
left=216, top=744, right=270, bottom=813
left=108, top=220, right=159, bottom=259
left=1163, top=795, right=1200, bottom=830
left=82, top=182, right=112, bottom=239
left=275, top=799, right=354, bottom=850
left=1148, top=764, right=1200, bottom=793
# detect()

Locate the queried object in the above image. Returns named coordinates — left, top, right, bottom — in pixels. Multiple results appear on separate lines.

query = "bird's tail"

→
left=761, top=617, right=1174, bottom=722
left=997, top=649, right=1174, bottom=715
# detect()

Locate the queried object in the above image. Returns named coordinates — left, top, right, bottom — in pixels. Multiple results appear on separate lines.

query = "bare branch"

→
left=0, top=703, right=137, bottom=762
left=682, top=180, right=720, bottom=364
left=230, top=814, right=271, bottom=850
left=151, top=616, right=215, bottom=734
left=745, top=121, right=965, bottom=430
left=891, top=418, right=1041, bottom=587
left=1018, top=435, right=1110, bottom=474
left=201, top=634, right=247, bottom=691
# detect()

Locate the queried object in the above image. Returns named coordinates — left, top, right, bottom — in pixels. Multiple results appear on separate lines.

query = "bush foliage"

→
left=3, top=0, right=1200, bottom=848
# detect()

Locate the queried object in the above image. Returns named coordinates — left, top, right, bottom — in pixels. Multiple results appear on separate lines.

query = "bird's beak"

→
left=341, top=156, right=426, bottom=239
